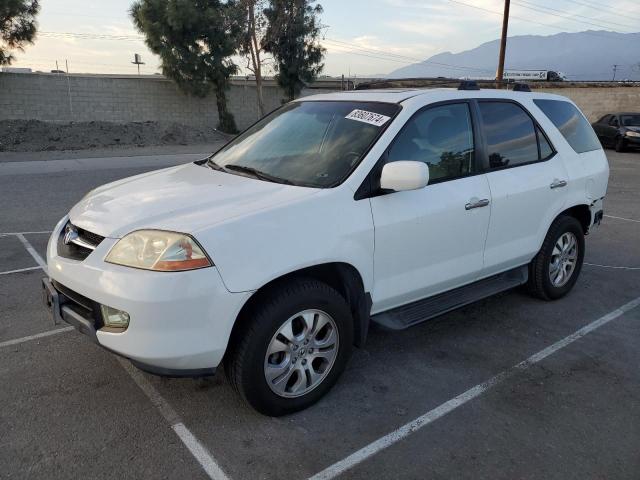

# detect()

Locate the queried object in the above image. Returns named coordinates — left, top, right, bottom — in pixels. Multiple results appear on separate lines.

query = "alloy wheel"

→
left=264, top=309, right=339, bottom=398
left=549, top=232, right=578, bottom=287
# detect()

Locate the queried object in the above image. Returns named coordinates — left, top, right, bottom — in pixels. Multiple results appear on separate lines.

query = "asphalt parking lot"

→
left=1, top=149, right=639, bottom=479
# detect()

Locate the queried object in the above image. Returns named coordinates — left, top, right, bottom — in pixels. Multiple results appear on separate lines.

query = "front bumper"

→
left=624, top=135, right=640, bottom=148
left=44, top=216, right=253, bottom=375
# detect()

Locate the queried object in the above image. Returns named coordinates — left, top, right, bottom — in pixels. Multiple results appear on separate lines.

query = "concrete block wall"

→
left=0, top=73, right=289, bottom=130
left=537, top=86, right=640, bottom=122
left=2, top=72, right=640, bottom=128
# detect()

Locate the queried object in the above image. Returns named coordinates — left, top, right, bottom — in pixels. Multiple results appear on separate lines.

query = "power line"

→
left=36, top=30, right=494, bottom=75
left=324, top=39, right=428, bottom=64
left=324, top=42, right=480, bottom=73
left=513, top=0, right=639, bottom=32
left=447, top=0, right=638, bottom=41
left=324, top=38, right=493, bottom=73
left=38, top=31, right=143, bottom=42
left=46, top=10, right=126, bottom=21
left=558, top=0, right=640, bottom=23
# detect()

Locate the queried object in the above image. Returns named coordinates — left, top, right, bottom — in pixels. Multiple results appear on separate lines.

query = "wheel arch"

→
left=226, top=262, right=371, bottom=360
left=534, top=203, right=591, bottom=259
left=561, top=204, right=591, bottom=234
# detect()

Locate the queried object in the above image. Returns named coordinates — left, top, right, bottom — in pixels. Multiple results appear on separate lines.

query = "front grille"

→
left=77, top=227, right=104, bottom=247
left=57, top=221, right=104, bottom=261
left=52, top=280, right=104, bottom=329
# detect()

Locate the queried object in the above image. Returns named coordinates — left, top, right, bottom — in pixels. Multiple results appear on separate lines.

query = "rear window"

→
left=533, top=99, right=601, bottom=154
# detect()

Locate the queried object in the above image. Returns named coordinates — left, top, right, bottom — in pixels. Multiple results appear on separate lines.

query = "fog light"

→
left=100, top=305, right=130, bottom=329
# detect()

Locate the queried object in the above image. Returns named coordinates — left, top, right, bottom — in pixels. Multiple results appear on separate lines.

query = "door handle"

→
left=465, top=198, right=490, bottom=210
left=550, top=179, right=568, bottom=189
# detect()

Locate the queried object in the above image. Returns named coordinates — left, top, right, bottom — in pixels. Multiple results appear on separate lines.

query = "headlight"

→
left=105, top=230, right=212, bottom=272
left=625, top=131, right=640, bottom=138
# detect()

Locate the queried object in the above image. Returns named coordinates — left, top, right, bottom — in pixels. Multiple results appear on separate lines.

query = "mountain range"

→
left=387, top=30, right=640, bottom=81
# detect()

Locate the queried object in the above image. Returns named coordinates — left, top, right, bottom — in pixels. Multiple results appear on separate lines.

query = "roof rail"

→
left=513, top=83, right=531, bottom=92
left=458, top=80, right=480, bottom=91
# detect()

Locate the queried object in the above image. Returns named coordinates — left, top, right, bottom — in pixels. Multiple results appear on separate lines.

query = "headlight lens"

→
left=105, top=230, right=212, bottom=271
left=625, top=131, right=640, bottom=138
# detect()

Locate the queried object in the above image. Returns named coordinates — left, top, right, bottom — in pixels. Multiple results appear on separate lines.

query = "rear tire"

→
left=225, top=278, right=353, bottom=416
left=528, top=215, right=585, bottom=301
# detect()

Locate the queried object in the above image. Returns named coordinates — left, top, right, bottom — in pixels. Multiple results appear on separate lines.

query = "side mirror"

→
left=380, top=161, right=429, bottom=192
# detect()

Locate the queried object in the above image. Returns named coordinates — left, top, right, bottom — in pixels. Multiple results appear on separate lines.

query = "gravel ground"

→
left=0, top=119, right=229, bottom=152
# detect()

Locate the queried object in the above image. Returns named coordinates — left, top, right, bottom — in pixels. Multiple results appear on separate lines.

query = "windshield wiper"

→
left=224, top=164, right=294, bottom=185
left=206, top=157, right=226, bottom=172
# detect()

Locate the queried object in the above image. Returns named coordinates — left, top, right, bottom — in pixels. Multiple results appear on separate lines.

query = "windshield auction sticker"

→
left=345, top=109, right=391, bottom=127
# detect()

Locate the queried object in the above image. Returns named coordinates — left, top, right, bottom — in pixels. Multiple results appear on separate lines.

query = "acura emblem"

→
left=63, top=225, right=79, bottom=245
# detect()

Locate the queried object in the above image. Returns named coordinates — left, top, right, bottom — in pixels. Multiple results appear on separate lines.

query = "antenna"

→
left=132, top=53, right=145, bottom=75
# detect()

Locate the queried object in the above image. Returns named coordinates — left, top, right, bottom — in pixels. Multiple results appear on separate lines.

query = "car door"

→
left=368, top=101, right=492, bottom=313
left=606, top=116, right=621, bottom=146
left=592, top=115, right=611, bottom=144
left=477, top=100, right=569, bottom=276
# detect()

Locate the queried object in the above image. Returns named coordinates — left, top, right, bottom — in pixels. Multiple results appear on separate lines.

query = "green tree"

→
left=0, top=0, right=39, bottom=65
left=131, top=0, right=243, bottom=133
left=263, top=0, right=325, bottom=101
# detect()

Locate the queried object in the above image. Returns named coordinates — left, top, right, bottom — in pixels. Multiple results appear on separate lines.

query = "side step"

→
left=371, top=265, right=528, bottom=330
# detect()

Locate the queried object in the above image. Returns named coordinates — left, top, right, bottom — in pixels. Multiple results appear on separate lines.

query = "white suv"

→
left=42, top=86, right=609, bottom=415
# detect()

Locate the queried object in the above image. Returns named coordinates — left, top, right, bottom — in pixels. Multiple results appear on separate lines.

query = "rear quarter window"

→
left=533, top=99, right=601, bottom=154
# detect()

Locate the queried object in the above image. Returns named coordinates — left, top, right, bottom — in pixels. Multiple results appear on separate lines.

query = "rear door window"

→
left=478, top=102, right=540, bottom=169
left=533, top=99, right=601, bottom=153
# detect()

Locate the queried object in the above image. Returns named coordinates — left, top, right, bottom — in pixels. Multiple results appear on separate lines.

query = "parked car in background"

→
left=42, top=87, right=608, bottom=416
left=592, top=112, right=640, bottom=152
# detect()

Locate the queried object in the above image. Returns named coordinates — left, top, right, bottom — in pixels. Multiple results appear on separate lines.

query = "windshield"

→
left=208, top=101, right=400, bottom=188
left=621, top=115, right=640, bottom=127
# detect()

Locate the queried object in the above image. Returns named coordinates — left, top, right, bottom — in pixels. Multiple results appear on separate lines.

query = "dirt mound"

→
left=0, top=120, right=229, bottom=152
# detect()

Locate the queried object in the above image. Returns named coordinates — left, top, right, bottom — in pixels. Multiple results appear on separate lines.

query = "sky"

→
left=8, top=0, right=640, bottom=77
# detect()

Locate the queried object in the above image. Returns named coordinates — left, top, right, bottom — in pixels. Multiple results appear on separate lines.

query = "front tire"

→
left=225, top=278, right=353, bottom=416
left=615, top=136, right=626, bottom=152
left=528, top=215, right=585, bottom=300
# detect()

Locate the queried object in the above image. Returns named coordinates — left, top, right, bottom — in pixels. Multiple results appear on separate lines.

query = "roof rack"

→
left=512, top=83, right=531, bottom=92
left=458, top=80, right=480, bottom=91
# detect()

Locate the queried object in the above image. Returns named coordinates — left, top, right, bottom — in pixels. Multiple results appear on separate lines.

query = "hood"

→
left=626, top=126, right=640, bottom=133
left=69, top=162, right=319, bottom=238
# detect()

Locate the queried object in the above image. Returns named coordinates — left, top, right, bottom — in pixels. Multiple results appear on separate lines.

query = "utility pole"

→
left=612, top=64, right=619, bottom=81
left=496, top=0, right=511, bottom=88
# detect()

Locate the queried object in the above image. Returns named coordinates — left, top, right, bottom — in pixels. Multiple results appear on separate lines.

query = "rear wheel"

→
left=528, top=215, right=585, bottom=300
left=225, top=278, right=353, bottom=416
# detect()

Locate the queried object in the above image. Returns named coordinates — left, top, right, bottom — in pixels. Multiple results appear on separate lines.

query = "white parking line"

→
left=0, top=266, right=43, bottom=276
left=308, top=296, right=640, bottom=480
left=584, top=262, right=640, bottom=270
left=16, top=233, right=48, bottom=274
left=117, top=358, right=230, bottom=480
left=605, top=214, right=640, bottom=224
left=0, top=327, right=74, bottom=349
left=0, top=230, right=52, bottom=237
